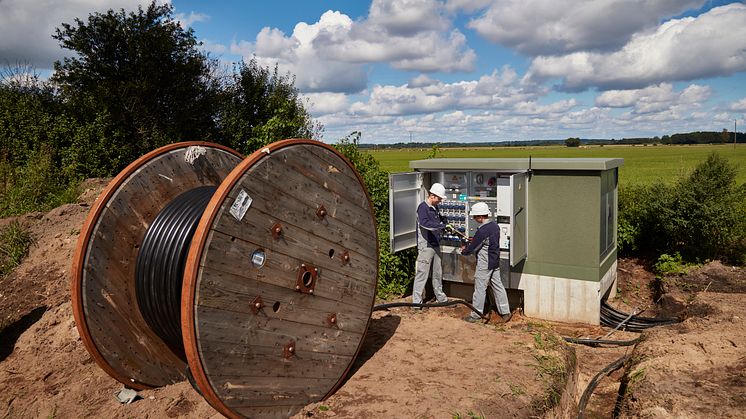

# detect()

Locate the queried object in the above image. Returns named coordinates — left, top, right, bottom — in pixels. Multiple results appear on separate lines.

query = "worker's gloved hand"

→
left=446, top=224, right=454, bottom=231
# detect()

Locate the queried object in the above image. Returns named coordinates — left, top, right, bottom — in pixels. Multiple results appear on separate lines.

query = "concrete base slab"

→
left=514, top=260, right=617, bottom=325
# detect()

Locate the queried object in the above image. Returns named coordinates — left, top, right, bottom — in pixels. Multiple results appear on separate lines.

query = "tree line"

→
left=358, top=130, right=745, bottom=149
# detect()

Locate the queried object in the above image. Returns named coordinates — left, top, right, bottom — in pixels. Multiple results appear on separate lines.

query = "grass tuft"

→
left=0, top=220, right=32, bottom=277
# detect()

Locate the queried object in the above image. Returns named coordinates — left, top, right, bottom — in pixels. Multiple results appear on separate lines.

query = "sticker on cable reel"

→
left=229, top=189, right=253, bottom=221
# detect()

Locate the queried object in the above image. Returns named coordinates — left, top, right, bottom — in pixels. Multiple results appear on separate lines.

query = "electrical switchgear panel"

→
left=440, top=199, right=466, bottom=244
left=432, top=170, right=510, bottom=250
left=389, top=168, right=528, bottom=284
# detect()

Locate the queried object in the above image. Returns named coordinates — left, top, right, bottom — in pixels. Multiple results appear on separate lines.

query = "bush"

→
left=618, top=152, right=746, bottom=264
left=653, top=252, right=691, bottom=276
left=0, top=147, right=79, bottom=217
left=0, top=221, right=32, bottom=277
left=334, top=132, right=416, bottom=299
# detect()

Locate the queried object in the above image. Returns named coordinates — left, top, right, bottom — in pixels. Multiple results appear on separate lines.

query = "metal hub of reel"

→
left=71, top=139, right=379, bottom=418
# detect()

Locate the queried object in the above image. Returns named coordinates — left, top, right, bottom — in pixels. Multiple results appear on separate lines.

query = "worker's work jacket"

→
left=462, top=221, right=500, bottom=270
left=416, top=201, right=445, bottom=248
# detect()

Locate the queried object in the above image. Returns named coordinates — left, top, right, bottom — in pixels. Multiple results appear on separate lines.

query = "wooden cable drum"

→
left=71, top=139, right=379, bottom=418
left=71, top=142, right=243, bottom=388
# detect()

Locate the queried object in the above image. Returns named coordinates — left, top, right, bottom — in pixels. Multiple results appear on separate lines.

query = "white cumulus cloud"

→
left=302, top=92, right=350, bottom=115
left=0, top=0, right=158, bottom=70
left=229, top=0, right=475, bottom=93
left=342, top=67, right=539, bottom=117
left=368, top=0, right=450, bottom=35
left=174, top=11, right=208, bottom=27
left=526, top=3, right=746, bottom=91
left=595, top=83, right=712, bottom=115
left=463, top=0, right=704, bottom=55
left=729, top=98, right=746, bottom=112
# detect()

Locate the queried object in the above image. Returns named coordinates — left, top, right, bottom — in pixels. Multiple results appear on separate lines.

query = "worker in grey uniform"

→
left=412, top=183, right=449, bottom=306
left=460, top=202, right=511, bottom=323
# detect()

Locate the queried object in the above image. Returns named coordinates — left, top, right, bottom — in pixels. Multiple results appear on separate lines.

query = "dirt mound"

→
left=0, top=177, right=221, bottom=418
left=0, top=178, right=109, bottom=330
left=615, top=258, right=659, bottom=314
left=0, top=302, right=219, bottom=418
left=677, top=260, right=746, bottom=294
left=616, top=265, right=746, bottom=418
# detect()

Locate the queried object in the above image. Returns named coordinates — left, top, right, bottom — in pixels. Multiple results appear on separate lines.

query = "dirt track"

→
left=0, top=180, right=744, bottom=418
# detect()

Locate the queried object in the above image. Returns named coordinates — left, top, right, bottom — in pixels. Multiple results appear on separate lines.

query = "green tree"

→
left=334, top=132, right=416, bottom=298
left=51, top=1, right=219, bottom=173
left=564, top=137, right=581, bottom=147
left=218, top=59, right=322, bottom=155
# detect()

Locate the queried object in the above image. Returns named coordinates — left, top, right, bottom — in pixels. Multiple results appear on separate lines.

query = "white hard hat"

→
left=469, top=202, right=491, bottom=216
left=429, top=183, right=447, bottom=199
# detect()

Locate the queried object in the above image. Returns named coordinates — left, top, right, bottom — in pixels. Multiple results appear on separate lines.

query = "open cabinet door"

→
left=509, top=172, right=528, bottom=266
left=389, top=172, right=424, bottom=252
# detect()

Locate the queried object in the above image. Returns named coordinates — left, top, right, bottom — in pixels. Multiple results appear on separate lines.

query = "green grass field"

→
left=366, top=144, right=746, bottom=185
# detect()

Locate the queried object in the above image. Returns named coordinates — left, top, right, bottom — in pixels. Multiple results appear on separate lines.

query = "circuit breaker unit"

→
left=389, top=157, right=623, bottom=325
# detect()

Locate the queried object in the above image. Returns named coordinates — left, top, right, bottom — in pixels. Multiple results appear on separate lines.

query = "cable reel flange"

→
left=182, top=139, right=379, bottom=418
left=71, top=142, right=243, bottom=389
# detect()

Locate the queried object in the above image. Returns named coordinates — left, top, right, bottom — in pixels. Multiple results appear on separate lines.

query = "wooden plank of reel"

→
left=72, top=139, right=379, bottom=418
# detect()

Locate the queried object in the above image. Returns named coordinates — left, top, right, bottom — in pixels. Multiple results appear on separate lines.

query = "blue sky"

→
left=2, top=0, right=745, bottom=143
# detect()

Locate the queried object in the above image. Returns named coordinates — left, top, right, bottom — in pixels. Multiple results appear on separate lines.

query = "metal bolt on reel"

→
left=71, top=139, right=379, bottom=418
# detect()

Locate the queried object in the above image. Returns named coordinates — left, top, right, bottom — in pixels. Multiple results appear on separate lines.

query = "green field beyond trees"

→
left=367, top=144, right=746, bottom=185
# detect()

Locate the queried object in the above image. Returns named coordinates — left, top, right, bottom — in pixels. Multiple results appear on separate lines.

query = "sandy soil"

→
left=616, top=264, right=746, bottom=418
left=293, top=308, right=575, bottom=418
left=0, top=179, right=744, bottom=418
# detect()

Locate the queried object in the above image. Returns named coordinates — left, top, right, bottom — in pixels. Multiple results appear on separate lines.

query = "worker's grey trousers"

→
left=470, top=268, right=510, bottom=317
left=412, top=246, right=448, bottom=304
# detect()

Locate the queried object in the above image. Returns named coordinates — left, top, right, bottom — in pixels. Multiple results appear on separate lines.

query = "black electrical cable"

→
left=562, top=336, right=642, bottom=347
left=602, top=301, right=676, bottom=323
left=135, top=186, right=216, bottom=358
left=599, top=314, right=676, bottom=332
left=600, top=318, right=677, bottom=331
left=372, top=300, right=490, bottom=320
left=599, top=301, right=679, bottom=332
left=577, top=354, right=630, bottom=419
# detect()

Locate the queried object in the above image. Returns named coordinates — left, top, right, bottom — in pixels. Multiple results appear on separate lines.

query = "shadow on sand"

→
left=339, top=314, right=401, bottom=386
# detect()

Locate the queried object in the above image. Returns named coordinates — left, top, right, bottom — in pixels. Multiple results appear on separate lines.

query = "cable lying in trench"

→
left=577, top=354, right=630, bottom=419
left=373, top=300, right=490, bottom=320
left=562, top=336, right=642, bottom=347
left=600, top=300, right=679, bottom=332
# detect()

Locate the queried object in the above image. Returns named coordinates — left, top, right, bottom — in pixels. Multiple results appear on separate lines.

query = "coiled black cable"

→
left=135, top=186, right=216, bottom=358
